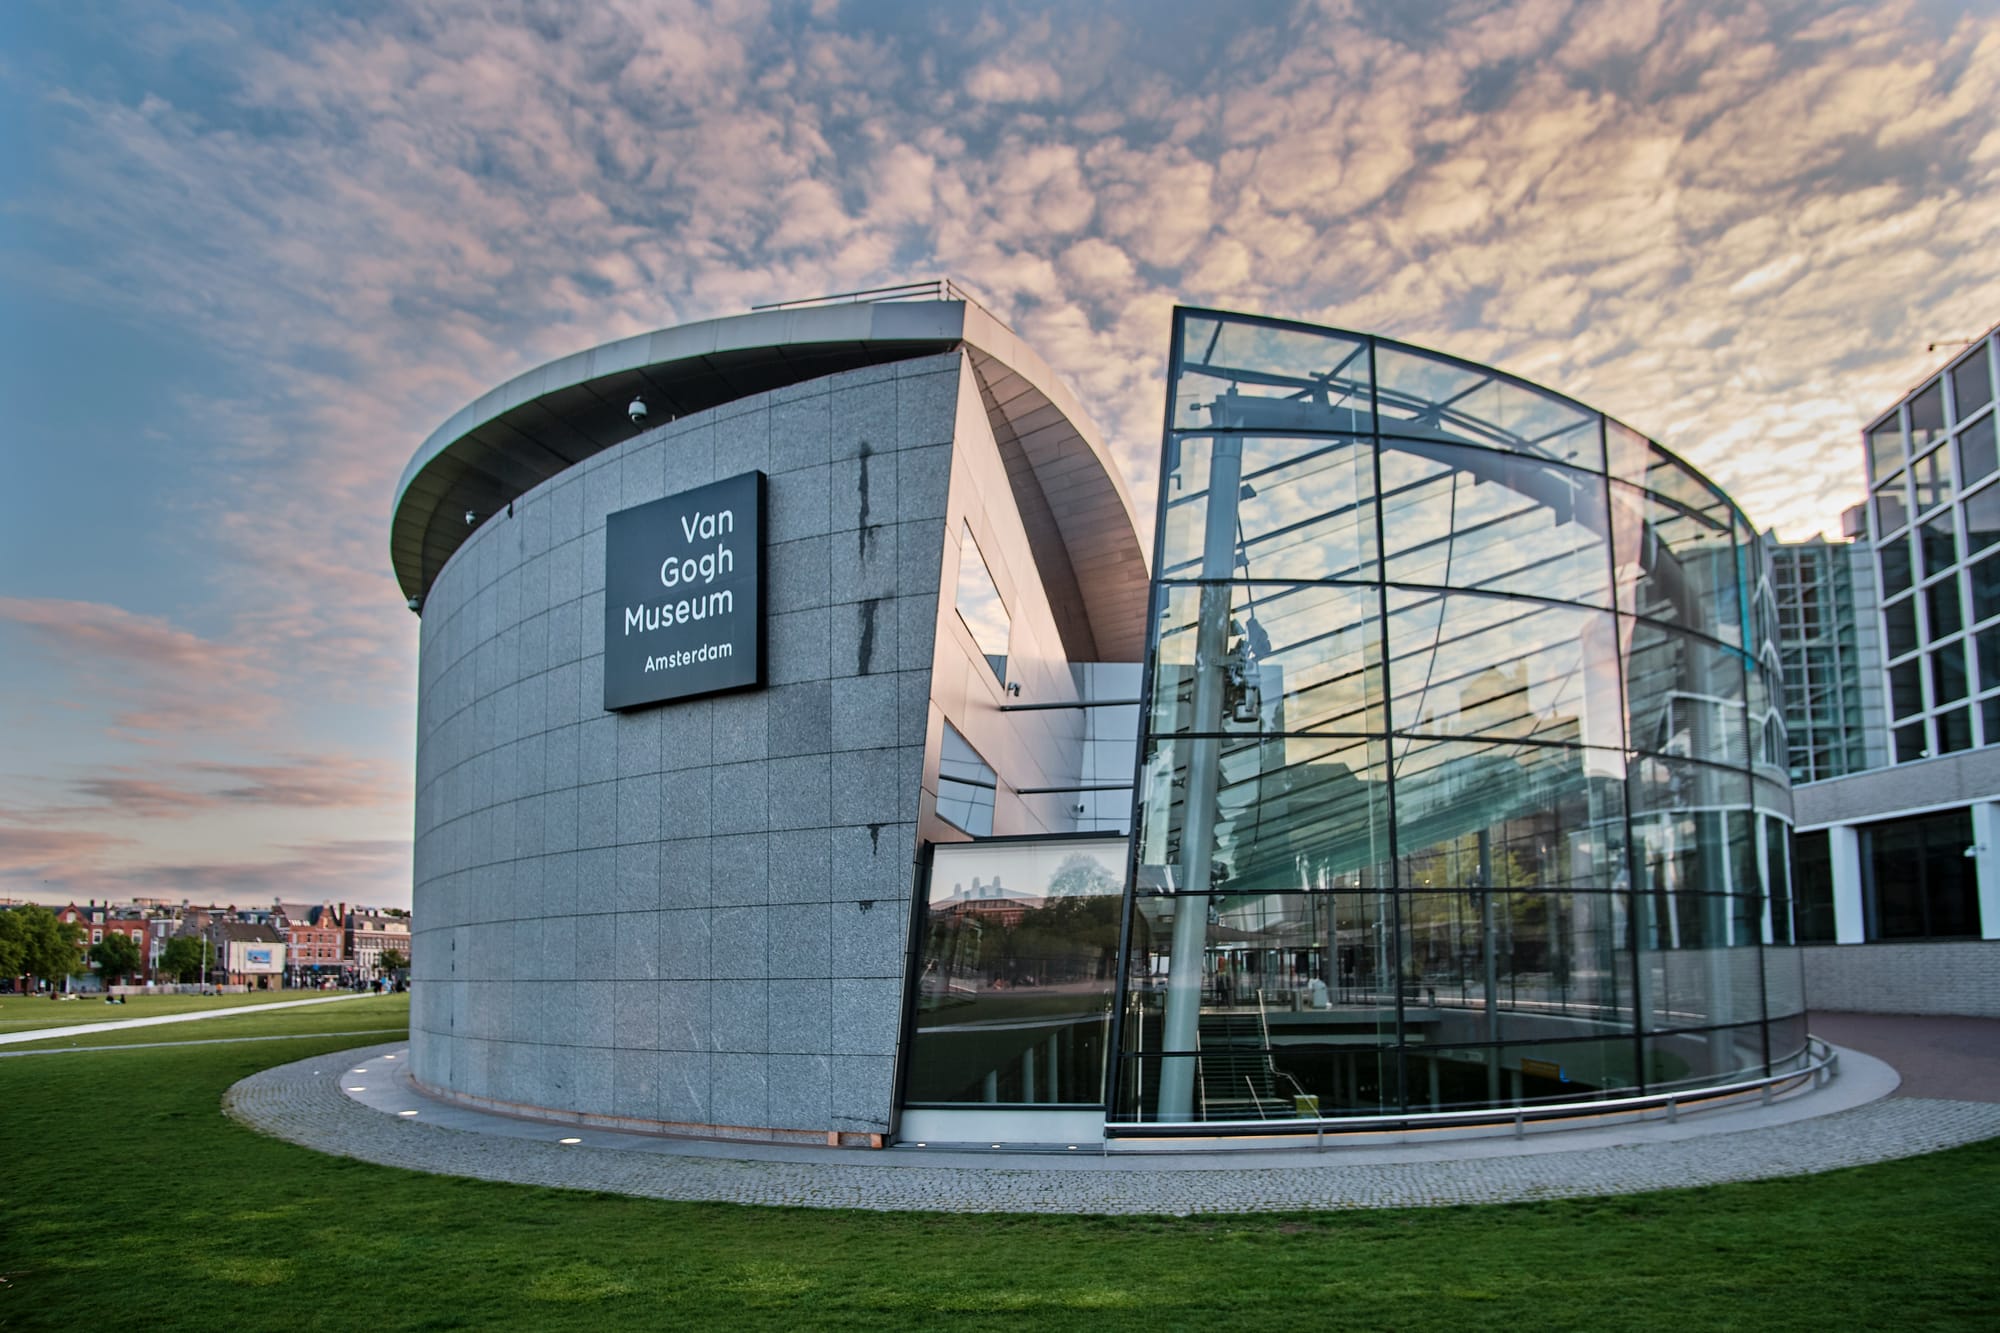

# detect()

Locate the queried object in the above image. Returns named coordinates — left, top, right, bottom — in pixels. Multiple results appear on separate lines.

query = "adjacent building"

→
left=1789, top=321, right=2000, bottom=1016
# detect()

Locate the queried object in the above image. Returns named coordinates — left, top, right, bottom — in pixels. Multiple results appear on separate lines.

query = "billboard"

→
left=603, top=471, right=764, bottom=710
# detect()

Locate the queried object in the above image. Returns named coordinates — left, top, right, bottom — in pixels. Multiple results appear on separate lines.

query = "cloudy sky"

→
left=2, top=0, right=1996, bottom=909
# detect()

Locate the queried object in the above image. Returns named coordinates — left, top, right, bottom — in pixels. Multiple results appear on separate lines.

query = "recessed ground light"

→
left=351, top=1068, right=368, bottom=1073
left=384, top=1055, right=396, bottom=1060
left=397, top=1110, right=419, bottom=1117
left=558, top=1137, right=581, bottom=1145
left=1067, top=1145, right=1078, bottom=1150
left=991, top=1143, right=1002, bottom=1148
left=915, top=1142, right=927, bottom=1148
left=346, top=1086, right=366, bottom=1092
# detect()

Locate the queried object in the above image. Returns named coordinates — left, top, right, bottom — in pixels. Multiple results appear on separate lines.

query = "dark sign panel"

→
left=603, top=471, right=764, bottom=710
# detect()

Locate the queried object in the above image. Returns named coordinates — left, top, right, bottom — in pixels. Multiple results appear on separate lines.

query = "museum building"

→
left=395, top=285, right=1807, bottom=1146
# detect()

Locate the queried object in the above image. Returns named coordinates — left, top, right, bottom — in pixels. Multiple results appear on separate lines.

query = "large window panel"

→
left=1952, top=348, right=1993, bottom=422
left=1134, top=735, right=1392, bottom=897
left=1866, top=413, right=1905, bottom=484
left=1385, top=590, right=1626, bottom=749
left=953, top=524, right=1010, bottom=685
left=1161, top=435, right=1378, bottom=583
left=936, top=724, right=998, bottom=837
left=1148, top=582, right=1383, bottom=737
left=1400, top=889, right=1635, bottom=1037
left=1609, top=477, right=1742, bottom=646
left=1375, top=344, right=1602, bottom=469
left=1863, top=808, right=1980, bottom=940
left=1390, top=737, right=1630, bottom=892
left=906, top=839, right=1128, bottom=1106
left=1379, top=442, right=1613, bottom=606
left=1172, top=317, right=1372, bottom=434
left=1623, top=619, right=1749, bottom=767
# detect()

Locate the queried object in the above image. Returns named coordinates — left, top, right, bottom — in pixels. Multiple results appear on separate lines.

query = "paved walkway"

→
left=1809, top=1011, right=2000, bottom=1102
left=0, top=992, right=368, bottom=1046
left=224, top=1022, right=2000, bottom=1214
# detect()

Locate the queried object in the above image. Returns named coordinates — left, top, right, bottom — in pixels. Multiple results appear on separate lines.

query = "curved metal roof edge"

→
left=391, top=300, right=1150, bottom=652
left=393, top=300, right=968, bottom=520
left=1175, top=304, right=1756, bottom=530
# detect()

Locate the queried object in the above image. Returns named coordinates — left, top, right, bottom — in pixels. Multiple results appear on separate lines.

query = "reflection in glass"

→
left=907, top=839, right=1128, bottom=1105
left=1953, top=350, right=1993, bottom=422
left=1173, top=317, right=1372, bottom=434
left=1115, top=309, right=1799, bottom=1125
left=1161, top=436, right=1377, bottom=582
left=1965, top=479, right=2000, bottom=558
left=1610, top=478, right=1740, bottom=645
left=1959, top=415, right=1998, bottom=487
left=1380, top=443, right=1612, bottom=606
left=936, top=724, right=997, bottom=836
left=1867, top=414, right=1904, bottom=484
left=1386, top=591, right=1624, bottom=748
left=1910, top=381, right=1947, bottom=453
left=1149, top=582, right=1383, bottom=737
left=954, top=522, right=1010, bottom=684
left=1375, top=344, right=1601, bottom=469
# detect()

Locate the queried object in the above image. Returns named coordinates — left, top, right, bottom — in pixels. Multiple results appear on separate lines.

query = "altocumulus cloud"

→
left=5, top=0, right=1999, bottom=900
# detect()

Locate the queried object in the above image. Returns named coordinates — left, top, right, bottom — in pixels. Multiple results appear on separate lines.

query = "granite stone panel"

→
left=830, top=1056, right=895, bottom=1131
left=616, top=774, right=662, bottom=845
left=574, top=1047, right=614, bottom=1115
left=711, top=833, right=771, bottom=907
left=830, top=379, right=900, bottom=462
left=658, top=979, right=710, bottom=1051
left=612, top=1047, right=661, bottom=1121
left=830, top=523, right=899, bottom=602
left=767, top=1053, right=833, bottom=1129
left=710, top=761, right=770, bottom=835
left=832, top=899, right=909, bottom=979
left=660, top=1050, right=711, bottom=1122
left=768, top=463, right=830, bottom=536
left=613, top=842, right=659, bottom=914
left=831, top=675, right=898, bottom=752
left=831, top=597, right=894, bottom=678
left=612, top=980, right=660, bottom=1049
left=768, top=982, right=833, bottom=1055
left=710, top=691, right=769, bottom=764
left=768, top=607, right=831, bottom=684
left=766, top=681, right=831, bottom=757
left=769, top=902, right=831, bottom=980
left=769, top=755, right=831, bottom=831
left=659, top=908, right=712, bottom=980
left=613, top=910, right=660, bottom=980
left=768, top=829, right=831, bottom=903
left=659, top=838, right=712, bottom=910
left=767, top=535, right=832, bottom=614
left=711, top=906, right=770, bottom=980
left=660, top=769, right=711, bottom=839
left=830, top=748, right=907, bottom=827
left=710, top=980, right=769, bottom=1054
left=769, top=393, right=831, bottom=475
left=712, top=1053, right=770, bottom=1127
left=578, top=781, right=616, bottom=850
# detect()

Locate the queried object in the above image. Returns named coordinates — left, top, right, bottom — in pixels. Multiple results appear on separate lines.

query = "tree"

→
left=0, top=906, right=83, bottom=988
left=378, top=948, right=408, bottom=972
left=158, top=935, right=216, bottom=984
left=89, top=932, right=144, bottom=985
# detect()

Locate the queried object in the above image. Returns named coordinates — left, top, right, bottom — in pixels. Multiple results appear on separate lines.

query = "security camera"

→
left=464, top=511, right=478, bottom=526
left=628, top=396, right=648, bottom=425
left=406, top=596, right=422, bottom=614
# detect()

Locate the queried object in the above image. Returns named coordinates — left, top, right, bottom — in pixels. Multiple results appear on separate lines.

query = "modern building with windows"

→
left=1789, top=321, right=2000, bottom=1015
left=1770, top=520, right=1888, bottom=784
left=395, top=287, right=1812, bottom=1147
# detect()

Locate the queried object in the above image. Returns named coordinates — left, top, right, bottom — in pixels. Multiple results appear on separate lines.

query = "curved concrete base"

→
left=224, top=1039, right=2000, bottom=1213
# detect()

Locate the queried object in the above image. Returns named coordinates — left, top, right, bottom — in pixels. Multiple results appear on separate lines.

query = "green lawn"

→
left=0, top=989, right=362, bottom=1034
left=2, top=1000, right=1996, bottom=1331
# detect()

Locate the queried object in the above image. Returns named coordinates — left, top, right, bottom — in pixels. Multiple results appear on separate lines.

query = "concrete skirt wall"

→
left=1803, top=940, right=2000, bottom=1018
left=407, top=353, right=966, bottom=1139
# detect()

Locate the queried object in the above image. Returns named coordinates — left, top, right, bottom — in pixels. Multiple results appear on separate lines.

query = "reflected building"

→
left=396, top=289, right=1812, bottom=1147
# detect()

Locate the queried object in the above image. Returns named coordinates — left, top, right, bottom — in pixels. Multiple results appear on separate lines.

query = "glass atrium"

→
left=1109, top=310, right=1804, bottom=1126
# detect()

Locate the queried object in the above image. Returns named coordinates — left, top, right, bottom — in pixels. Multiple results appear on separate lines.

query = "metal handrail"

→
left=1108, top=1037, right=1838, bottom=1140
left=750, top=278, right=1002, bottom=324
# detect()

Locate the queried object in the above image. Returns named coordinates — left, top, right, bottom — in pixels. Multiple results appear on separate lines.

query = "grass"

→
left=2, top=1001, right=1997, bottom=1332
left=0, top=989, right=359, bottom=1034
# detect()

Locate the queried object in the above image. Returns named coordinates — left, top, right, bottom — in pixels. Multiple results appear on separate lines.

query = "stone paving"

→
left=225, top=1040, right=2000, bottom=1215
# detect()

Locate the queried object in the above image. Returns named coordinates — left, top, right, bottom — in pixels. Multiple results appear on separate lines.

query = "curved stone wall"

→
left=409, top=355, right=964, bottom=1139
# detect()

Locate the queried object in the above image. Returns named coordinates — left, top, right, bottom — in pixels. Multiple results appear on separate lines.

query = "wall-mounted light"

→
left=856, top=899, right=875, bottom=912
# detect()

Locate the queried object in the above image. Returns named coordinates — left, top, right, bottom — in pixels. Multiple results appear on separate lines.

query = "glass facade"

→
left=1111, top=309, right=1804, bottom=1126
left=1865, top=330, right=2000, bottom=759
left=1771, top=537, right=1887, bottom=782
